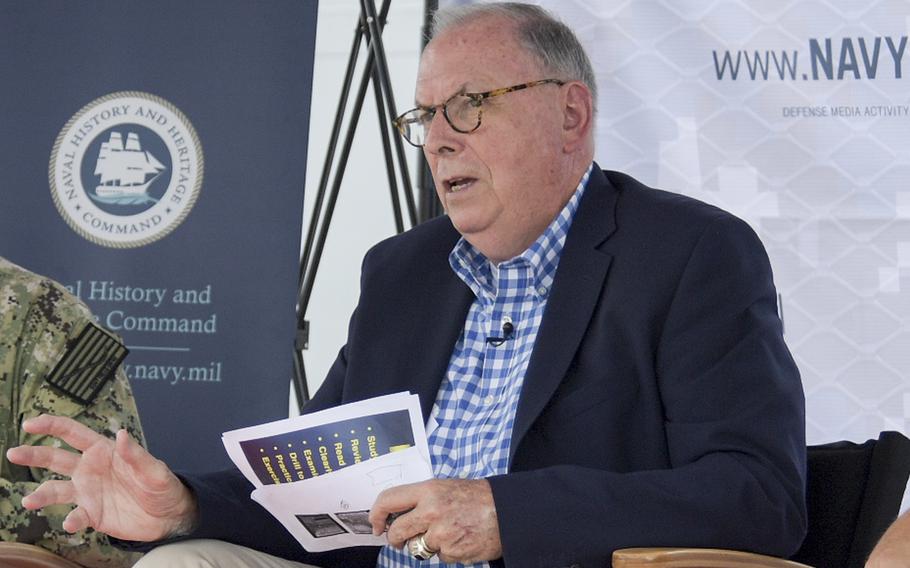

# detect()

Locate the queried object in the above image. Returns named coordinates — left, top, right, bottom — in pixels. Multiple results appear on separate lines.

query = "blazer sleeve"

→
left=141, top=340, right=385, bottom=567
left=488, top=214, right=807, bottom=568
left=124, top=350, right=381, bottom=568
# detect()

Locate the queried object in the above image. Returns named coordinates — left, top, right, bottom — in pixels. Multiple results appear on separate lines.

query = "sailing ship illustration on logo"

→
left=91, top=131, right=166, bottom=205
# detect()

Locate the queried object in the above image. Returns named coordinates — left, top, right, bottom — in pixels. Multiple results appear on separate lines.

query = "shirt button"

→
left=484, top=395, right=495, bottom=405
left=537, top=285, right=548, bottom=296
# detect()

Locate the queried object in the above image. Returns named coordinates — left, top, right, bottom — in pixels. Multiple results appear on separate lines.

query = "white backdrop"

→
left=534, top=0, right=910, bottom=449
left=303, top=1, right=910, bottom=458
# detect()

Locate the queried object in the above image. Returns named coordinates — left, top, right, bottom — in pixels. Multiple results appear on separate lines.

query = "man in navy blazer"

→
left=8, top=3, right=807, bottom=568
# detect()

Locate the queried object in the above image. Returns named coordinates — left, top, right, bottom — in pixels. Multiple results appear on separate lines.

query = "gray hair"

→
left=431, top=2, right=598, bottom=113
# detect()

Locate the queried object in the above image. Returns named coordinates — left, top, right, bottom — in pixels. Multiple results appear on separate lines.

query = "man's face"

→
left=416, top=19, right=570, bottom=262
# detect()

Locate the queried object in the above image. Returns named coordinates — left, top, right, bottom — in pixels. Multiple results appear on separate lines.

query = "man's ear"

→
left=562, top=82, right=594, bottom=152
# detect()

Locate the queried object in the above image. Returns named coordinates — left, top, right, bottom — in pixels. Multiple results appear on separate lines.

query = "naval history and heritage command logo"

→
left=49, top=91, right=204, bottom=248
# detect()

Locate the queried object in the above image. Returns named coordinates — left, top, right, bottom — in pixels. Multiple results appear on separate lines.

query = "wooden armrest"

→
left=0, top=542, right=83, bottom=568
left=612, top=547, right=813, bottom=568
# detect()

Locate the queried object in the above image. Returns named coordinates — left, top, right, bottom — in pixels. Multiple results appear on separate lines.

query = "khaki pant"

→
left=133, top=539, right=322, bottom=568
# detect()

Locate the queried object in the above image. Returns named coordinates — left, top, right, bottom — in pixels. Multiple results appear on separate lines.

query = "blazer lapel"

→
left=510, top=167, right=618, bottom=461
left=408, top=223, right=474, bottom=421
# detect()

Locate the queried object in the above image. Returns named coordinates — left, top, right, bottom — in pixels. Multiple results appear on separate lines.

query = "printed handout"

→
left=222, top=392, right=432, bottom=551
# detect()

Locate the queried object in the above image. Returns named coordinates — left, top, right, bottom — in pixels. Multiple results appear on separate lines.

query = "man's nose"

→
left=423, top=111, right=461, bottom=156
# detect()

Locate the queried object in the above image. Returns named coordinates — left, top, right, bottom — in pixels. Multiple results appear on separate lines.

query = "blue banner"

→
left=0, top=1, right=318, bottom=472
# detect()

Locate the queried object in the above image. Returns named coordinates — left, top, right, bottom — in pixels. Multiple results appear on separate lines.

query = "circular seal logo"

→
left=49, top=91, right=203, bottom=248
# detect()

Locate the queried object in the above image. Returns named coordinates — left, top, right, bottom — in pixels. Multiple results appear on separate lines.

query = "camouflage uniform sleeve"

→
left=1, top=261, right=146, bottom=567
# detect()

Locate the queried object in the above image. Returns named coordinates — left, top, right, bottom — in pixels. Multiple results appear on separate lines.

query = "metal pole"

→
left=371, top=62, right=405, bottom=233
left=361, top=0, right=418, bottom=227
left=293, top=0, right=418, bottom=411
left=298, top=20, right=366, bottom=295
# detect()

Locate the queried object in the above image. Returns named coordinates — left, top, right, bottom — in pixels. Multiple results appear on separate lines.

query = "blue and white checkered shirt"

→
left=378, top=165, right=592, bottom=568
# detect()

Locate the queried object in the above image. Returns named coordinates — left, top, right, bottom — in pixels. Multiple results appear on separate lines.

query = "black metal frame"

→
left=292, top=0, right=440, bottom=411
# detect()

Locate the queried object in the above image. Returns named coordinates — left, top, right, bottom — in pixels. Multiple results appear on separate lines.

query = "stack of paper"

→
left=222, top=392, right=432, bottom=551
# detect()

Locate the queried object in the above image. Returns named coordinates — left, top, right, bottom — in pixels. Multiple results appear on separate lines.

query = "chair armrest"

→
left=612, top=547, right=813, bottom=568
left=0, top=542, right=83, bottom=568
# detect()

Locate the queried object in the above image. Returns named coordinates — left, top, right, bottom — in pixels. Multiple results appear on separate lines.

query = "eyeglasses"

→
left=392, top=79, right=565, bottom=147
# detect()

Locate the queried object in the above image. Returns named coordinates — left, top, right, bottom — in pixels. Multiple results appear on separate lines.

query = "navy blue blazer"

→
left=182, top=168, right=807, bottom=568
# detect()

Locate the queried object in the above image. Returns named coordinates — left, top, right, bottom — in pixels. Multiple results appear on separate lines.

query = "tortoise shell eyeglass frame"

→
left=392, top=79, right=566, bottom=147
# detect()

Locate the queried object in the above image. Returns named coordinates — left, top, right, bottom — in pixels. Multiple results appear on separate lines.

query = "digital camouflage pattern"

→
left=0, top=257, right=145, bottom=567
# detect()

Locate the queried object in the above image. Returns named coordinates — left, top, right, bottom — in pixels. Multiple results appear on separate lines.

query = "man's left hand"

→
left=369, top=478, right=502, bottom=564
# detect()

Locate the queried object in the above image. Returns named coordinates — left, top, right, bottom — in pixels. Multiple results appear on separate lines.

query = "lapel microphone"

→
left=486, top=317, right=515, bottom=346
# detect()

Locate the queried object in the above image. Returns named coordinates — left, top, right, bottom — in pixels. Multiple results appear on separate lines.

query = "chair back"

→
left=790, top=431, right=910, bottom=568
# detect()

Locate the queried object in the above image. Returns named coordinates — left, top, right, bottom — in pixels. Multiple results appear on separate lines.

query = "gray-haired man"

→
left=8, top=4, right=807, bottom=567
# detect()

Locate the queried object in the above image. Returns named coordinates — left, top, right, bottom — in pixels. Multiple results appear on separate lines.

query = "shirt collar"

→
left=449, top=163, right=594, bottom=300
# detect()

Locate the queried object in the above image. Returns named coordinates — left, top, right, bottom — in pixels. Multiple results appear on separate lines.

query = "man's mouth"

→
left=445, top=177, right=476, bottom=193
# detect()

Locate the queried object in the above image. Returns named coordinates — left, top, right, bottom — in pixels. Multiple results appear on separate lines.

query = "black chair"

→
left=791, top=430, right=910, bottom=568
left=614, top=431, right=910, bottom=568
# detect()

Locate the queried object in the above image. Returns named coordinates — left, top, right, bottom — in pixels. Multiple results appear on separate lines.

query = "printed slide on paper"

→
left=222, top=392, right=432, bottom=551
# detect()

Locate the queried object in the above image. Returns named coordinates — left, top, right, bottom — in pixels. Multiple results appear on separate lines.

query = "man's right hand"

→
left=5, top=414, right=198, bottom=542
